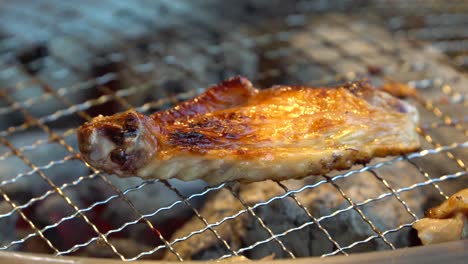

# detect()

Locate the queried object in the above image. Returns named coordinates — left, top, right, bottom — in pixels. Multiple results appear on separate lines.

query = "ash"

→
left=164, top=164, right=428, bottom=260
left=0, top=0, right=467, bottom=261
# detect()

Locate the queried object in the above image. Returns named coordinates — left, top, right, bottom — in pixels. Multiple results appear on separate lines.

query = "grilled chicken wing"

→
left=77, top=76, right=420, bottom=184
left=413, top=188, right=468, bottom=245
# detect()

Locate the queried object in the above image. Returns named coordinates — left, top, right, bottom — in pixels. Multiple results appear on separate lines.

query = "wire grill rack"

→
left=0, top=0, right=467, bottom=261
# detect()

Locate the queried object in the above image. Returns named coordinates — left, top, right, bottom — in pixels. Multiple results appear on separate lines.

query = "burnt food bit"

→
left=102, top=125, right=125, bottom=146
left=110, top=148, right=128, bottom=165
left=123, top=113, right=139, bottom=137
left=169, top=131, right=212, bottom=147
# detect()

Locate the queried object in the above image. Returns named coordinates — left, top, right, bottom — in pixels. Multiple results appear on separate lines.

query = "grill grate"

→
left=0, top=0, right=467, bottom=261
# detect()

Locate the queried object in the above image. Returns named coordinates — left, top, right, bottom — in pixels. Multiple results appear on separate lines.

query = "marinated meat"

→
left=77, top=76, right=420, bottom=184
left=413, top=188, right=468, bottom=245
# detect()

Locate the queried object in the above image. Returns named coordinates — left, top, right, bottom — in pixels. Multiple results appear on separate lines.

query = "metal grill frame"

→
left=0, top=1, right=467, bottom=262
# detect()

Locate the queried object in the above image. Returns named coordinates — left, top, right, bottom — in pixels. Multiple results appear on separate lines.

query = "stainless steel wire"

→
left=0, top=0, right=467, bottom=262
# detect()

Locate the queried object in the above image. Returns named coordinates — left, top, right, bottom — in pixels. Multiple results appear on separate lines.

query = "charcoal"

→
left=164, top=164, right=428, bottom=260
left=79, top=238, right=156, bottom=259
left=32, top=191, right=94, bottom=250
left=0, top=133, right=85, bottom=199
left=15, top=43, right=48, bottom=74
left=163, top=186, right=243, bottom=260
left=219, top=32, right=259, bottom=79
left=1, top=0, right=467, bottom=260
left=101, top=177, right=207, bottom=241
left=0, top=201, right=18, bottom=250
left=202, top=0, right=300, bottom=23
left=0, top=61, right=88, bottom=128
left=0, top=130, right=114, bottom=251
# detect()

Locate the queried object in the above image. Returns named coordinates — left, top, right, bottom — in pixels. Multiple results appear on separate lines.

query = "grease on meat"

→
left=77, top=76, right=420, bottom=184
left=413, top=188, right=468, bottom=245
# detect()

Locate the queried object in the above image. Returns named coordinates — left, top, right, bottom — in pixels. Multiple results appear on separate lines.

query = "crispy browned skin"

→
left=379, top=81, right=419, bottom=99
left=77, top=76, right=420, bottom=184
left=426, top=188, right=468, bottom=219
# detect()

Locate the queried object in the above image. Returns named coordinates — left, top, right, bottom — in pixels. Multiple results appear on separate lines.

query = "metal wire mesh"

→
left=0, top=0, right=466, bottom=261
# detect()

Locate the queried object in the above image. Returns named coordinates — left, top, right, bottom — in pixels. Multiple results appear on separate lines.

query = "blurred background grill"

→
left=0, top=0, right=466, bottom=262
